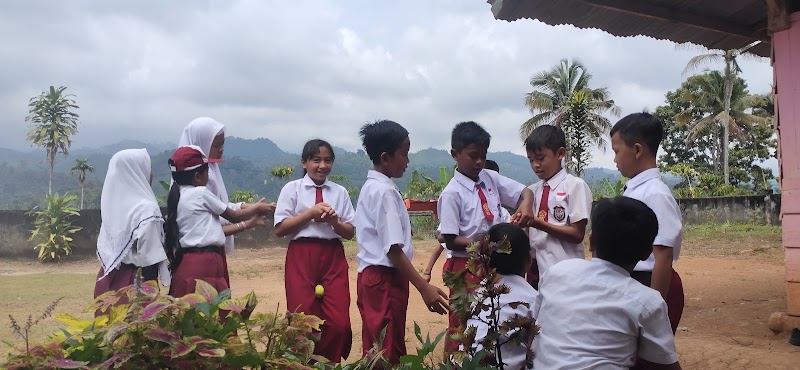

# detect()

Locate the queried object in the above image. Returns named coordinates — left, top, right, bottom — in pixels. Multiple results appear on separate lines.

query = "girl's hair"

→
left=163, top=160, right=209, bottom=271
left=301, top=139, right=335, bottom=176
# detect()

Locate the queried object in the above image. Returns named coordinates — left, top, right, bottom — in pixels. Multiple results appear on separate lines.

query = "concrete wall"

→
left=676, top=194, right=782, bottom=226
left=0, top=194, right=782, bottom=259
left=0, top=209, right=281, bottom=259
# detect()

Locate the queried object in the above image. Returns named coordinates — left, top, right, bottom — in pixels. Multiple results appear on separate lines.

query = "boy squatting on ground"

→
left=533, top=196, right=682, bottom=370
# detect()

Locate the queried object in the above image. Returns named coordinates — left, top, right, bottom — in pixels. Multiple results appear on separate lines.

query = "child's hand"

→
left=310, top=203, right=331, bottom=221
left=422, top=271, right=432, bottom=283
left=321, top=208, right=340, bottom=225
left=257, top=201, right=276, bottom=214
left=514, top=207, right=535, bottom=227
left=420, top=283, right=448, bottom=314
left=246, top=215, right=268, bottom=229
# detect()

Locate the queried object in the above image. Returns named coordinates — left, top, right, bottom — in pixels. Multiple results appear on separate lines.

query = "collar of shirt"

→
left=543, top=168, right=567, bottom=188
left=453, top=169, right=488, bottom=191
left=590, top=257, right=631, bottom=277
left=301, top=174, right=328, bottom=188
left=367, top=170, right=398, bottom=189
left=625, top=168, right=661, bottom=193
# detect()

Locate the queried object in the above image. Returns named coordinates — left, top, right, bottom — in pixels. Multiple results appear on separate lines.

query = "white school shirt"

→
left=355, top=170, right=413, bottom=272
left=623, top=168, right=683, bottom=272
left=177, top=186, right=228, bottom=248
left=533, top=258, right=678, bottom=369
left=466, top=274, right=539, bottom=370
left=438, top=170, right=525, bottom=258
left=528, top=169, right=592, bottom=273
left=274, top=175, right=356, bottom=240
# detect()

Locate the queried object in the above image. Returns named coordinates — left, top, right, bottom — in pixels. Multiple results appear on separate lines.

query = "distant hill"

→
left=0, top=138, right=644, bottom=209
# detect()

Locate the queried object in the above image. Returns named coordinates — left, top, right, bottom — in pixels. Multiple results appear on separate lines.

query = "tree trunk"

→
left=722, top=60, right=734, bottom=185
left=80, top=183, right=84, bottom=209
left=48, top=149, right=54, bottom=196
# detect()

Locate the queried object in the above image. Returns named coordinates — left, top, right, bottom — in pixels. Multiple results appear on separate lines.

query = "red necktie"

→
left=537, top=184, right=550, bottom=221
left=476, top=184, right=494, bottom=221
left=315, top=186, right=323, bottom=204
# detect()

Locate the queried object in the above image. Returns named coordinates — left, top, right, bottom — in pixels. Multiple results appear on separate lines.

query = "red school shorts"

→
left=357, top=265, right=410, bottom=365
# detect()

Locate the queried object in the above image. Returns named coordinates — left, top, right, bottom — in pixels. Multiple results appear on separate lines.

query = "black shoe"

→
left=790, top=328, right=800, bottom=346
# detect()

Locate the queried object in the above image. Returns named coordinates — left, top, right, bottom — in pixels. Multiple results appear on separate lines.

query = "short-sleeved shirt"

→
left=177, top=186, right=228, bottom=248
left=355, top=170, right=413, bottom=272
left=274, top=175, right=356, bottom=240
left=467, top=274, right=539, bottom=369
left=438, top=170, right=526, bottom=258
left=623, top=168, right=683, bottom=272
left=533, top=258, right=678, bottom=369
left=528, top=169, right=593, bottom=273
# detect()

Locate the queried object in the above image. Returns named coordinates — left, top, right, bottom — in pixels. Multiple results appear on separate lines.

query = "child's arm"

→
left=319, top=208, right=356, bottom=240
left=220, top=201, right=274, bottom=224
left=651, top=246, right=674, bottom=300
left=387, top=245, right=448, bottom=314
left=223, top=215, right=267, bottom=236
left=422, top=243, right=444, bottom=283
left=274, top=203, right=332, bottom=237
left=527, top=218, right=587, bottom=244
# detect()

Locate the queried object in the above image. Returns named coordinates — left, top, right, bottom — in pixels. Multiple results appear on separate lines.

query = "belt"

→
left=182, top=245, right=224, bottom=254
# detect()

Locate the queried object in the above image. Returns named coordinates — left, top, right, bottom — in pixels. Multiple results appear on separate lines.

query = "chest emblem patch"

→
left=553, top=205, right=566, bottom=222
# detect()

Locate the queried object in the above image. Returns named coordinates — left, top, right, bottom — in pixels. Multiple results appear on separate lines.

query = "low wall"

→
left=0, top=194, right=781, bottom=259
left=0, top=209, right=282, bottom=259
left=676, top=194, right=781, bottom=226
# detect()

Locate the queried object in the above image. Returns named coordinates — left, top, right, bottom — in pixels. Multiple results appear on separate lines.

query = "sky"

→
left=0, top=0, right=774, bottom=170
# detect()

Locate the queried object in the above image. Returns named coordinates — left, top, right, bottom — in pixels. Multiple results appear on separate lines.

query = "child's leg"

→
left=317, top=242, right=353, bottom=362
left=443, top=256, right=471, bottom=353
left=284, top=240, right=321, bottom=314
left=357, top=266, right=409, bottom=364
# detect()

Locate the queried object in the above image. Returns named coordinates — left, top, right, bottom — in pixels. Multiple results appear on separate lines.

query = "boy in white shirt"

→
left=534, top=196, right=682, bottom=370
left=611, top=112, right=684, bottom=333
left=521, top=125, right=593, bottom=286
left=354, top=120, right=448, bottom=365
left=466, top=223, right=538, bottom=369
left=435, top=121, right=535, bottom=352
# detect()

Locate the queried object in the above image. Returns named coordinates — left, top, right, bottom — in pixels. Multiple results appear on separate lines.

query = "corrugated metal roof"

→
left=489, top=0, right=772, bottom=57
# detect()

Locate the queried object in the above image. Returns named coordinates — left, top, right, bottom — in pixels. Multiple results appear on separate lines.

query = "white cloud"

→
left=0, top=0, right=774, bottom=172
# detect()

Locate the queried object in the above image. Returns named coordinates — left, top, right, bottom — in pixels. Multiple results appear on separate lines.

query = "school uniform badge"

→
left=553, top=206, right=566, bottom=222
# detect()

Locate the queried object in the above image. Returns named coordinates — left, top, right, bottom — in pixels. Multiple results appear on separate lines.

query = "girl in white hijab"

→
left=177, top=117, right=274, bottom=283
left=94, top=149, right=169, bottom=312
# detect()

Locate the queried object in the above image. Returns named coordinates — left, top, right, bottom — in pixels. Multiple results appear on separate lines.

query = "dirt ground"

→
left=1, top=227, right=799, bottom=369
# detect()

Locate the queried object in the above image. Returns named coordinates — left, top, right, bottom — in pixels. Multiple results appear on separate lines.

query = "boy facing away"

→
left=466, top=223, right=538, bottom=370
left=533, top=196, right=682, bottom=370
left=521, top=125, right=593, bottom=286
left=353, top=120, right=448, bottom=365
left=611, top=112, right=684, bottom=333
left=436, top=121, right=535, bottom=352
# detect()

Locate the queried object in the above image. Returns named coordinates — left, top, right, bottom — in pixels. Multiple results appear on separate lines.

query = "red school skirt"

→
left=285, top=238, right=352, bottom=362
left=94, top=264, right=138, bottom=317
left=169, top=246, right=229, bottom=298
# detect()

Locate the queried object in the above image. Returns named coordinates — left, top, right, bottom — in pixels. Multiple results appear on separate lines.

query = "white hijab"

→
left=178, top=117, right=235, bottom=252
left=97, top=149, right=165, bottom=279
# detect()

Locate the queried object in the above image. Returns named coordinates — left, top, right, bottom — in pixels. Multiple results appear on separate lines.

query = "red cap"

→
left=169, top=145, right=221, bottom=172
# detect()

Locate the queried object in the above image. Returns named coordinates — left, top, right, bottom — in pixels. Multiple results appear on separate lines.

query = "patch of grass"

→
left=232, top=265, right=263, bottom=279
left=0, top=273, right=95, bottom=351
left=682, top=223, right=782, bottom=260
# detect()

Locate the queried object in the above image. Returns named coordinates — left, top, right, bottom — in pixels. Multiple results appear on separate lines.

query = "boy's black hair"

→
left=488, top=223, right=530, bottom=275
left=301, top=139, right=335, bottom=176
left=590, top=196, right=659, bottom=267
left=485, top=159, right=500, bottom=173
left=524, top=125, right=566, bottom=153
left=609, top=112, right=664, bottom=156
left=451, top=121, right=491, bottom=151
left=359, top=120, right=409, bottom=165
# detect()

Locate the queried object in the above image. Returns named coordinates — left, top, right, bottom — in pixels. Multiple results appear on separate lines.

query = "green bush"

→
left=26, top=193, right=82, bottom=262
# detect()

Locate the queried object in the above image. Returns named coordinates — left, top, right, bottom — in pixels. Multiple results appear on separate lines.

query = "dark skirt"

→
left=168, top=247, right=229, bottom=298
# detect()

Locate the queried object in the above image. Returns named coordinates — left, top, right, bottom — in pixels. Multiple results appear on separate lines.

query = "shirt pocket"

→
left=552, top=193, right=569, bottom=223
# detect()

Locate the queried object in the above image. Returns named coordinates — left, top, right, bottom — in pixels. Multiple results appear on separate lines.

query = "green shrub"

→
left=26, top=193, right=82, bottom=262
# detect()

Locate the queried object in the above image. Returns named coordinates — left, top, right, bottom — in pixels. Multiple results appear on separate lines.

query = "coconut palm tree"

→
left=675, top=71, right=767, bottom=176
left=522, top=59, right=620, bottom=174
left=682, top=41, right=761, bottom=184
left=70, top=159, right=94, bottom=209
left=25, top=86, right=80, bottom=195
